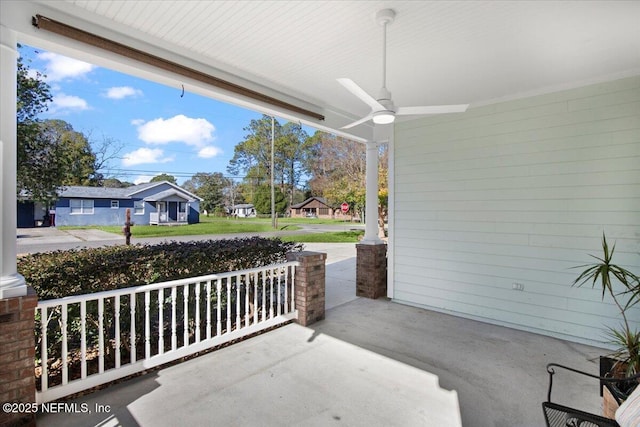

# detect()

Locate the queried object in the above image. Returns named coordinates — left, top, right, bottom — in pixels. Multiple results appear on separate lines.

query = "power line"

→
left=100, top=168, right=246, bottom=180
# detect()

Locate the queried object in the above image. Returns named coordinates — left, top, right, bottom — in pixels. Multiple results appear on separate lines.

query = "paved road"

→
left=16, top=225, right=360, bottom=308
left=16, top=223, right=364, bottom=255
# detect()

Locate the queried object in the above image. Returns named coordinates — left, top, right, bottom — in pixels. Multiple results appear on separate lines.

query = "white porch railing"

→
left=35, top=262, right=298, bottom=404
left=150, top=212, right=188, bottom=225
left=149, top=212, right=159, bottom=224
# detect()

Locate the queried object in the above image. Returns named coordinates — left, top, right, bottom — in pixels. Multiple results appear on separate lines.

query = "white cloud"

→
left=130, top=119, right=145, bottom=126
left=122, top=148, right=174, bottom=166
left=48, top=93, right=90, bottom=113
left=133, top=175, right=155, bottom=185
left=135, top=114, right=215, bottom=146
left=197, top=146, right=223, bottom=158
left=37, top=52, right=95, bottom=82
left=105, top=86, right=143, bottom=99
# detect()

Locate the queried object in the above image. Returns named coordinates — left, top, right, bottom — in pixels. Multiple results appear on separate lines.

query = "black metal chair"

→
left=543, top=363, right=640, bottom=427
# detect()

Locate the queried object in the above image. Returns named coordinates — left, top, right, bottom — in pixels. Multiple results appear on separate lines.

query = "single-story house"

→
left=290, top=197, right=336, bottom=219
left=41, top=181, right=202, bottom=227
left=230, top=204, right=256, bottom=218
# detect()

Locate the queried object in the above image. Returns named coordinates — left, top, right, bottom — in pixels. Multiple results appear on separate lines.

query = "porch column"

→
left=357, top=136, right=387, bottom=299
left=361, top=140, right=383, bottom=245
left=0, top=24, right=36, bottom=427
left=0, top=25, right=27, bottom=299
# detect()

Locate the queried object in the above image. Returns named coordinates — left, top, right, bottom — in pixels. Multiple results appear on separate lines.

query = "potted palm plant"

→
left=573, top=233, right=640, bottom=417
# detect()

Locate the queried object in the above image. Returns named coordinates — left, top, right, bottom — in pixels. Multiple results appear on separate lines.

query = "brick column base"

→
left=0, top=287, right=37, bottom=427
left=356, top=243, right=387, bottom=299
left=287, top=251, right=327, bottom=327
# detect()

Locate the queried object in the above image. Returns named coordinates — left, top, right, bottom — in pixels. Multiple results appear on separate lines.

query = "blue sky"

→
left=20, top=44, right=306, bottom=186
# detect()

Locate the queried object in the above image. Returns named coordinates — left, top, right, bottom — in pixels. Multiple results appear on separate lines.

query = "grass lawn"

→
left=59, top=216, right=360, bottom=239
left=280, top=230, right=364, bottom=243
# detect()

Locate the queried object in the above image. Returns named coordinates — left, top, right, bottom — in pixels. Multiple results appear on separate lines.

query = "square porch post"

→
left=0, top=24, right=37, bottom=427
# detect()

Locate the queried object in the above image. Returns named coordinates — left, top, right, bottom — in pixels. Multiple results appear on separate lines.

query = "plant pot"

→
left=600, top=356, right=639, bottom=419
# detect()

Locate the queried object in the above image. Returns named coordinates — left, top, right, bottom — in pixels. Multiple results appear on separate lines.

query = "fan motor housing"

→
left=376, top=9, right=396, bottom=26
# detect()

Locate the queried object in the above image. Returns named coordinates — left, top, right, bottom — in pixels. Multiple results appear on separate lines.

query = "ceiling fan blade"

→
left=337, top=78, right=385, bottom=110
left=396, top=104, right=469, bottom=116
left=341, top=113, right=374, bottom=129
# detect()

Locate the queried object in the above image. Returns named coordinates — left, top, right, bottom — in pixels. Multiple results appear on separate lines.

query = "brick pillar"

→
left=356, top=243, right=387, bottom=299
left=287, top=251, right=327, bottom=327
left=0, top=287, right=37, bottom=427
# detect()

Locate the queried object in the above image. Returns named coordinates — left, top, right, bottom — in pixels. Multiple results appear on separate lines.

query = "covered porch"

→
left=148, top=197, right=189, bottom=226
left=37, top=245, right=606, bottom=427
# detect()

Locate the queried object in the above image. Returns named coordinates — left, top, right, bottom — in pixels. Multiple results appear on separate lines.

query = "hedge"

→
left=18, top=237, right=303, bottom=300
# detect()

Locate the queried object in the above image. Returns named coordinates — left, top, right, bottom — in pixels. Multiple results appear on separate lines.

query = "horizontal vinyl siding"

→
left=393, top=75, right=640, bottom=346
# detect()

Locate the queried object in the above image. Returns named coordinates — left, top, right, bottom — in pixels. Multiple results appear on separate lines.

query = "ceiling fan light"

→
left=373, top=110, right=395, bottom=124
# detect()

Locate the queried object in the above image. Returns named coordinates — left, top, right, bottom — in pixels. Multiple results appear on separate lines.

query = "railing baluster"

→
left=235, top=274, right=241, bottom=329
left=80, top=301, right=86, bottom=379
left=158, top=288, right=164, bottom=355
left=171, top=286, right=177, bottom=351
left=226, top=278, right=231, bottom=333
left=291, top=265, right=296, bottom=312
left=40, top=306, right=48, bottom=392
left=206, top=280, right=211, bottom=340
left=244, top=273, right=250, bottom=326
left=269, top=269, right=274, bottom=319
left=253, top=272, right=259, bottom=324
left=276, top=268, right=282, bottom=316
left=195, top=282, right=201, bottom=343
left=283, top=266, right=289, bottom=314
left=144, top=291, right=150, bottom=360
left=183, top=284, right=189, bottom=347
left=98, top=298, right=104, bottom=373
left=216, top=279, right=222, bottom=336
left=130, top=292, right=136, bottom=364
left=61, top=303, right=68, bottom=385
left=261, top=271, right=266, bottom=322
left=115, top=295, right=121, bottom=369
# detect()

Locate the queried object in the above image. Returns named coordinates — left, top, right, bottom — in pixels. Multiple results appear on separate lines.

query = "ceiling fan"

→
left=339, top=9, right=469, bottom=129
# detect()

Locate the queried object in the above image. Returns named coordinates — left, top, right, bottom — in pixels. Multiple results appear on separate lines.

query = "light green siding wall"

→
left=393, top=75, right=640, bottom=346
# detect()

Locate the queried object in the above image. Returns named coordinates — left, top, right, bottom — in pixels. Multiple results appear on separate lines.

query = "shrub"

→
left=18, top=237, right=303, bottom=300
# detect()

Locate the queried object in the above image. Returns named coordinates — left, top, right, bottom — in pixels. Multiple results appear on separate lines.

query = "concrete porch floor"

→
left=37, top=243, right=609, bottom=427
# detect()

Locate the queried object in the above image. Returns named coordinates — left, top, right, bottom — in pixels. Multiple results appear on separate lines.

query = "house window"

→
left=70, top=199, right=94, bottom=214
left=134, top=200, right=144, bottom=215
left=111, top=200, right=119, bottom=209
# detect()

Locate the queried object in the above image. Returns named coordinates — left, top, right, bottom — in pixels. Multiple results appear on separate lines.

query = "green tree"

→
left=16, top=47, right=53, bottom=203
left=277, top=122, right=311, bottom=206
left=18, top=119, right=98, bottom=206
left=253, top=184, right=287, bottom=215
left=46, top=120, right=99, bottom=186
left=182, top=172, right=229, bottom=215
left=227, top=115, right=312, bottom=207
left=305, top=131, right=388, bottom=229
left=150, top=173, right=177, bottom=184
left=306, top=132, right=366, bottom=219
left=17, top=50, right=105, bottom=205
left=103, top=178, right=134, bottom=188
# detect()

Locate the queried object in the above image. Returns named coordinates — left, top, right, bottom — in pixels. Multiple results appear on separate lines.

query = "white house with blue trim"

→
left=52, top=181, right=202, bottom=227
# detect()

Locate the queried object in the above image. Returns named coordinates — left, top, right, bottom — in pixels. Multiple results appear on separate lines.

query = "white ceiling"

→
left=4, top=1, right=640, bottom=140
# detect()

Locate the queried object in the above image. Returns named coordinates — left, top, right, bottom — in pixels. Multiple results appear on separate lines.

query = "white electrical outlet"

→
left=512, top=283, right=524, bottom=291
